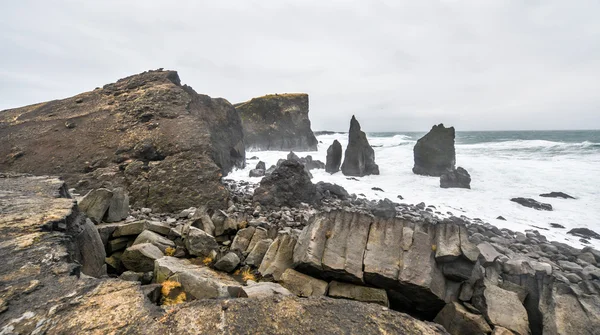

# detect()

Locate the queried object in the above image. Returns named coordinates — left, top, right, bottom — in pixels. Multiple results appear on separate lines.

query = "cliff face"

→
left=0, top=69, right=245, bottom=212
left=235, top=93, right=318, bottom=151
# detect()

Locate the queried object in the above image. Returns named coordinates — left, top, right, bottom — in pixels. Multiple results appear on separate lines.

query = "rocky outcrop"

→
left=510, top=198, right=553, bottom=211
left=433, top=302, right=492, bottom=335
left=341, top=116, right=379, bottom=176
left=253, top=160, right=318, bottom=207
left=235, top=93, right=318, bottom=151
left=539, top=192, right=575, bottom=199
left=0, top=69, right=245, bottom=212
left=326, top=140, right=343, bottom=173
left=440, top=167, right=471, bottom=189
left=413, top=124, right=456, bottom=176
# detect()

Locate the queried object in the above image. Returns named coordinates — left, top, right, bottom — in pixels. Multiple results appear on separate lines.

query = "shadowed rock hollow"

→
left=235, top=93, right=318, bottom=151
left=0, top=69, right=245, bottom=212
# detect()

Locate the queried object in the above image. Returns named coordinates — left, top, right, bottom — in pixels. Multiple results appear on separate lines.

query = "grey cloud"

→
left=1, top=0, right=599, bottom=131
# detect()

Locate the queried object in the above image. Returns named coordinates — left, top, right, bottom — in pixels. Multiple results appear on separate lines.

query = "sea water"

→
left=228, top=130, right=600, bottom=249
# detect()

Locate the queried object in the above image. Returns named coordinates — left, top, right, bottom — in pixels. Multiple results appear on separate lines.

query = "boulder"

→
left=325, top=140, right=343, bottom=173
left=280, top=269, right=329, bottom=297
left=112, top=220, right=147, bottom=237
left=107, top=236, right=131, bottom=254
left=235, top=93, right=318, bottom=151
left=121, top=243, right=164, bottom=272
left=78, top=188, right=113, bottom=224
left=132, top=230, right=175, bottom=253
left=258, top=231, right=298, bottom=280
left=510, top=198, right=552, bottom=211
left=472, top=282, right=530, bottom=335
left=214, top=252, right=240, bottom=273
left=255, top=161, right=266, bottom=170
left=433, top=302, right=492, bottom=335
left=0, top=70, right=245, bottom=213
left=567, top=228, right=600, bottom=240
left=413, top=124, right=456, bottom=176
left=230, top=227, right=256, bottom=252
left=245, top=239, right=273, bottom=266
left=539, top=192, right=575, bottom=199
left=253, top=160, right=318, bottom=207
left=371, top=198, right=397, bottom=218
left=184, top=226, right=219, bottom=258
left=315, top=182, right=350, bottom=200
left=327, top=281, right=389, bottom=307
left=249, top=169, right=265, bottom=177
left=75, top=218, right=108, bottom=277
left=440, top=167, right=471, bottom=189
left=105, top=187, right=129, bottom=222
left=341, top=116, right=379, bottom=176
left=242, top=281, right=293, bottom=298
left=190, top=208, right=216, bottom=236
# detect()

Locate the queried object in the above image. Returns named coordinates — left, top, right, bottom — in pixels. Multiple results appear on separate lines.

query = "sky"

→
left=1, top=0, right=599, bottom=131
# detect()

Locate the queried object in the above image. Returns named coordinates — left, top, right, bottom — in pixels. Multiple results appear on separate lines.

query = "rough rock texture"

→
left=121, top=243, right=164, bottom=272
left=105, top=187, right=129, bottom=222
left=539, top=192, right=575, bottom=199
left=258, top=231, right=298, bottom=280
left=433, top=302, right=492, bottom=335
left=132, top=229, right=175, bottom=253
left=341, top=116, right=379, bottom=176
left=0, top=69, right=245, bottom=212
left=235, top=93, right=318, bottom=151
left=253, top=160, right=318, bottom=207
left=78, top=188, right=113, bottom=223
left=326, top=140, right=343, bottom=174
left=328, top=281, right=389, bottom=307
left=280, top=269, right=329, bottom=297
left=413, top=124, right=456, bottom=176
left=440, top=167, right=471, bottom=189
left=510, top=198, right=553, bottom=211
left=184, top=226, right=219, bottom=258
left=472, top=282, right=530, bottom=335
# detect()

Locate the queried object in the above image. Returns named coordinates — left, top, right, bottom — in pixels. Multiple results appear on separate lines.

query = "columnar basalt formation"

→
left=0, top=69, right=245, bottom=212
left=235, top=93, right=318, bottom=151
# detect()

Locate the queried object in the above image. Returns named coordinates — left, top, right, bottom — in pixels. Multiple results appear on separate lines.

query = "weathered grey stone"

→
left=258, top=231, right=297, bottom=280
left=119, top=271, right=143, bottom=282
left=582, top=265, right=600, bottom=280
left=328, top=281, right=389, bottom=307
left=146, top=221, right=171, bottom=236
left=472, top=282, right=530, bottom=335
left=76, top=218, right=107, bottom=277
left=184, top=226, right=219, bottom=258
left=477, top=242, right=502, bottom=266
left=364, top=217, right=403, bottom=284
left=243, top=281, right=293, bottom=298
left=247, top=227, right=268, bottom=252
left=492, top=327, right=516, bottom=335
left=105, top=187, right=129, bottom=222
left=578, top=252, right=597, bottom=265
left=212, top=210, right=238, bottom=237
left=79, top=188, right=113, bottom=223
left=107, top=237, right=131, bottom=254
left=442, top=258, right=476, bottom=281
left=280, top=268, right=328, bottom=297
left=502, top=258, right=535, bottom=276
left=558, top=260, right=583, bottom=272
left=112, top=220, right=147, bottom=237
left=121, top=243, right=164, bottom=272
left=433, top=302, right=492, bottom=335
left=214, top=252, right=240, bottom=273
left=190, top=208, right=216, bottom=236
left=132, top=230, right=175, bottom=253
left=435, top=223, right=462, bottom=263
left=245, top=239, right=273, bottom=267
left=230, top=227, right=256, bottom=252
left=105, top=251, right=124, bottom=272
left=459, top=225, right=480, bottom=262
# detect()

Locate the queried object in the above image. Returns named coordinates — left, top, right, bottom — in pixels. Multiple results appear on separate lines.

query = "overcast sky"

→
left=1, top=1, right=599, bottom=131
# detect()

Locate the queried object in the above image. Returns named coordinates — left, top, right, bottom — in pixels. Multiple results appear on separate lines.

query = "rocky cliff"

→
left=235, top=93, right=318, bottom=151
left=0, top=69, right=245, bottom=212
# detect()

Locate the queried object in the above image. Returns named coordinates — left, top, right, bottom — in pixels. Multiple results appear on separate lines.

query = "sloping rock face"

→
left=413, top=124, right=456, bottom=176
left=235, top=93, right=318, bottom=151
left=341, top=116, right=379, bottom=177
left=440, top=167, right=471, bottom=189
left=0, top=69, right=245, bottom=212
left=292, top=210, right=479, bottom=318
left=326, top=140, right=343, bottom=173
left=253, top=160, right=318, bottom=207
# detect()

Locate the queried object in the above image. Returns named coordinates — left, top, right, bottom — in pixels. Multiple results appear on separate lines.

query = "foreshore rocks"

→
left=326, top=140, right=343, bottom=173
left=253, top=160, right=318, bottom=207
left=539, top=192, right=575, bottom=199
left=440, top=167, right=471, bottom=189
left=341, top=116, right=379, bottom=176
left=413, top=124, right=456, bottom=176
left=235, top=93, right=318, bottom=151
left=510, top=197, right=553, bottom=211
left=0, top=69, right=245, bottom=213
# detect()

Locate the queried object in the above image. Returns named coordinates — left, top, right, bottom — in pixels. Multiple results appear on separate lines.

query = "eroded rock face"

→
left=326, top=140, right=343, bottom=174
left=253, top=160, right=318, bottom=207
left=440, top=167, right=471, bottom=189
left=341, top=116, right=379, bottom=177
left=235, top=93, right=318, bottom=151
left=0, top=69, right=245, bottom=212
left=413, top=124, right=456, bottom=176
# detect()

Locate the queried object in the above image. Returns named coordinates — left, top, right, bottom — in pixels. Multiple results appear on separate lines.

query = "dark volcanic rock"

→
left=341, top=116, right=379, bottom=177
left=539, top=192, right=575, bottom=199
left=235, top=93, right=318, bottom=151
left=440, top=167, right=471, bottom=189
left=316, top=182, right=350, bottom=200
left=0, top=69, right=245, bottom=213
left=413, top=124, right=456, bottom=176
left=253, top=160, right=318, bottom=207
left=550, top=223, right=565, bottom=229
left=249, top=169, right=265, bottom=178
left=568, top=228, right=600, bottom=240
left=256, top=161, right=266, bottom=170
left=326, top=140, right=343, bottom=174
left=510, top=197, right=553, bottom=211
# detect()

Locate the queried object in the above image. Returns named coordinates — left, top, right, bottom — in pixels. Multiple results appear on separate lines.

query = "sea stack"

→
left=325, top=140, right=342, bottom=174
left=413, top=124, right=456, bottom=176
left=440, top=167, right=471, bottom=189
left=235, top=93, right=318, bottom=151
left=341, top=116, right=379, bottom=177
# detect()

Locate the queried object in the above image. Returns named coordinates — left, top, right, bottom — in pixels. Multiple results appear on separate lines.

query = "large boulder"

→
left=341, top=116, right=379, bottom=176
left=325, top=140, right=343, bottom=174
left=78, top=188, right=113, bottom=224
left=328, top=281, right=389, bottom=307
left=0, top=69, right=245, bottom=212
left=121, top=243, right=164, bottom=272
left=280, top=268, right=329, bottom=297
left=440, top=167, right=471, bottom=189
left=413, top=124, right=456, bottom=176
left=472, top=281, right=530, bottom=335
left=433, top=302, right=492, bottom=335
left=253, top=160, right=318, bottom=207
left=258, top=230, right=298, bottom=280
left=235, top=93, right=318, bottom=151
left=184, top=226, right=219, bottom=258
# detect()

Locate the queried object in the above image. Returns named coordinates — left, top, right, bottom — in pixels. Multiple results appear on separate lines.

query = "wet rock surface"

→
left=440, top=167, right=471, bottom=189
left=341, top=116, right=379, bottom=177
left=326, top=139, right=343, bottom=174
left=413, top=124, right=456, bottom=176
left=510, top=197, right=553, bottom=211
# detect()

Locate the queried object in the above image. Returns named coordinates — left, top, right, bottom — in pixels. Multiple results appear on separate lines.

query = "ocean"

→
left=229, top=130, right=600, bottom=249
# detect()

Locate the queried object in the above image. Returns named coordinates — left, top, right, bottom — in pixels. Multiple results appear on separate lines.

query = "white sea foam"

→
left=230, top=133, right=600, bottom=249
